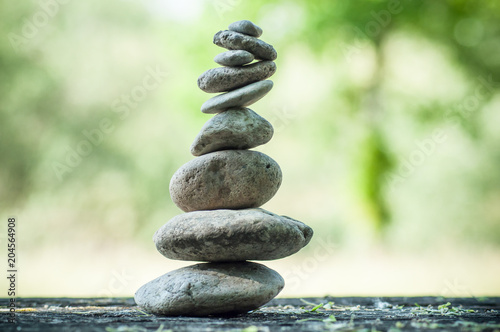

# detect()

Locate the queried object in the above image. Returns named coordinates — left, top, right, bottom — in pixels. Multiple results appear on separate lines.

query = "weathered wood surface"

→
left=1, top=296, right=499, bottom=331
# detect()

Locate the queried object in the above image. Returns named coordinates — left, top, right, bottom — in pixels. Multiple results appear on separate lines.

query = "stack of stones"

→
left=135, top=20, right=313, bottom=316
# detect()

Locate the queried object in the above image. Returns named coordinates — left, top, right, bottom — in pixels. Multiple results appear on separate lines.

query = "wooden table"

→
left=1, top=296, right=499, bottom=331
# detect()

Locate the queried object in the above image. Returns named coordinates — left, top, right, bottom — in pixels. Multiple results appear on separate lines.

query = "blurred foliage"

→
left=1, top=0, right=500, bottom=250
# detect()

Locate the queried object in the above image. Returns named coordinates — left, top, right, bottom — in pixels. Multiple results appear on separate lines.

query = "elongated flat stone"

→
left=214, top=50, right=254, bottom=66
left=201, top=80, right=273, bottom=114
left=190, top=107, right=273, bottom=156
left=198, top=61, right=276, bottom=93
left=135, top=262, right=284, bottom=316
left=214, top=30, right=277, bottom=61
left=170, top=150, right=282, bottom=212
left=154, top=208, right=314, bottom=262
left=228, top=20, right=263, bottom=37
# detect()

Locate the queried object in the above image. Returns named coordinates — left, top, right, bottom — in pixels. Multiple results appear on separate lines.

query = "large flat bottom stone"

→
left=134, top=262, right=284, bottom=316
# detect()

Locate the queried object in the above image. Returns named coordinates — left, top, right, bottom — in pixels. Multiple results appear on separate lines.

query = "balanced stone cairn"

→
left=135, top=20, right=313, bottom=316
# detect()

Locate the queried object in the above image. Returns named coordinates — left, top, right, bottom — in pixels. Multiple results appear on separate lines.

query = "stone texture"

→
left=214, top=50, right=254, bottom=67
left=190, top=108, right=273, bottom=156
left=214, top=30, right=277, bottom=61
left=135, top=262, right=284, bottom=316
left=228, top=20, right=263, bottom=37
left=201, top=80, right=273, bottom=114
left=198, top=61, right=276, bottom=93
left=154, top=208, right=314, bottom=262
left=170, top=150, right=282, bottom=212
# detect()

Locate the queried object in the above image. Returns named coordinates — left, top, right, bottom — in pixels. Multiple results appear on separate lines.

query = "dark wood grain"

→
left=1, top=296, right=499, bottom=331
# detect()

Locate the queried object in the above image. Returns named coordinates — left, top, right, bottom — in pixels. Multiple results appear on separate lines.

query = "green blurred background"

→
left=1, top=0, right=499, bottom=297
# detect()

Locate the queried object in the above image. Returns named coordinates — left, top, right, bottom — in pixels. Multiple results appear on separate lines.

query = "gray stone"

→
left=190, top=108, right=273, bottom=156
left=198, top=61, right=276, bottom=93
left=201, top=80, right=273, bottom=114
left=170, top=150, right=281, bottom=212
left=214, top=50, right=254, bottom=67
left=135, top=262, right=284, bottom=316
left=214, top=30, right=277, bottom=61
left=228, top=20, right=263, bottom=38
left=154, top=208, right=314, bottom=262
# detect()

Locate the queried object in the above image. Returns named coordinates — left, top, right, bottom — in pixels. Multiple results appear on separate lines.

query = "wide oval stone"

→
left=201, top=80, right=273, bottom=114
left=228, top=20, right=263, bottom=38
left=214, top=30, right=277, bottom=61
left=170, top=150, right=282, bottom=212
left=190, top=108, right=273, bottom=156
left=214, top=50, right=254, bottom=67
left=135, top=262, right=284, bottom=316
left=198, top=61, right=276, bottom=93
left=154, top=208, right=314, bottom=262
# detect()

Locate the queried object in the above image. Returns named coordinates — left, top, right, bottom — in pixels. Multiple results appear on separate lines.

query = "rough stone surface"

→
left=201, top=80, right=273, bottom=114
left=134, top=262, right=284, bottom=316
left=214, top=30, right=277, bottom=61
left=170, top=150, right=282, bottom=212
left=214, top=50, right=254, bottom=67
left=198, top=61, right=276, bottom=93
left=228, top=20, right=263, bottom=38
left=190, top=108, right=273, bottom=156
left=154, top=208, right=314, bottom=262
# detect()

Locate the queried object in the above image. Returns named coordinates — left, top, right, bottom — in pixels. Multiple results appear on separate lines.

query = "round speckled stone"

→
left=169, top=150, right=282, bottom=212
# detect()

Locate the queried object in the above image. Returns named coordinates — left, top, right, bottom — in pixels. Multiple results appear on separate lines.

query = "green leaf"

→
left=311, top=303, right=323, bottom=312
left=438, top=302, right=451, bottom=310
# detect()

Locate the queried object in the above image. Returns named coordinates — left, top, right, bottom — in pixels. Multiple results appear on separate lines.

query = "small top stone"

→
left=214, top=50, right=255, bottom=67
left=228, top=20, right=263, bottom=38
